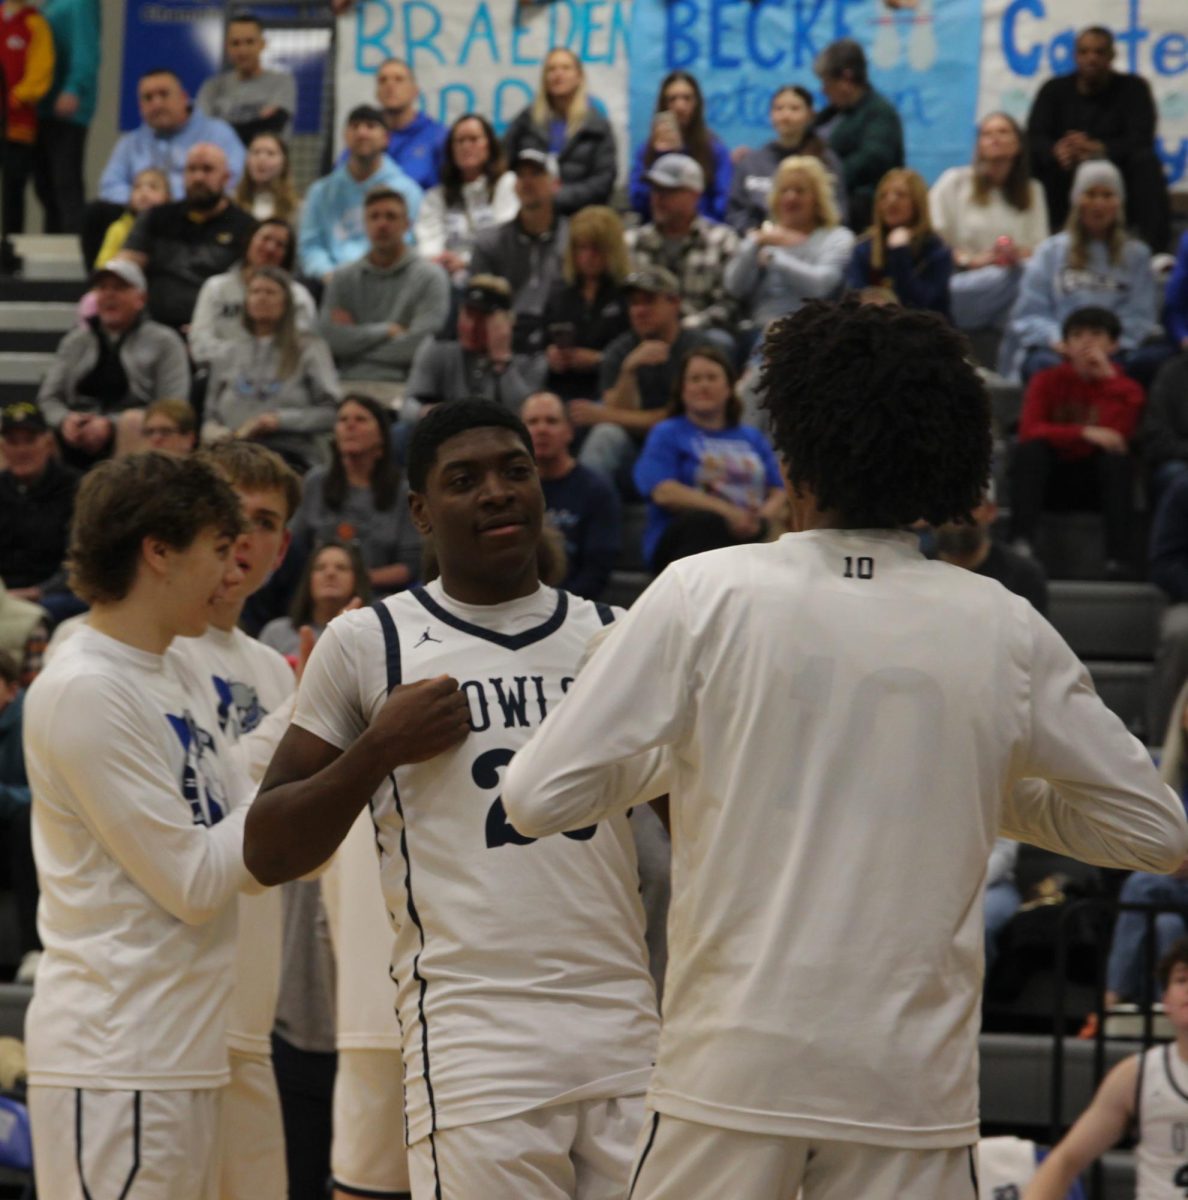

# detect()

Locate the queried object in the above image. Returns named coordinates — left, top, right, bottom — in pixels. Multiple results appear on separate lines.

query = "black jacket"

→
left=503, top=108, right=617, bottom=215
left=0, top=459, right=81, bottom=591
left=1142, top=353, right=1188, bottom=469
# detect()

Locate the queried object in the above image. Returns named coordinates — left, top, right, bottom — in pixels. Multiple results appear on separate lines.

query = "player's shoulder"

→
left=563, top=590, right=620, bottom=632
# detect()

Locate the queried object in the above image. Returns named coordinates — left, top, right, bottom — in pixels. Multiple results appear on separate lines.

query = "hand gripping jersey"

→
left=1137, top=1044, right=1188, bottom=1199
left=293, top=581, right=660, bottom=1146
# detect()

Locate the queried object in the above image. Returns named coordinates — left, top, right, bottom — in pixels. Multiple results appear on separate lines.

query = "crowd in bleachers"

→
left=5, top=4, right=1188, bottom=1190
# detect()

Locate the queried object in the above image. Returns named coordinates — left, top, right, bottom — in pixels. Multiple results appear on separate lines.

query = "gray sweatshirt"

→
left=203, top=334, right=340, bottom=468
left=320, top=251, right=450, bottom=382
left=37, top=317, right=191, bottom=428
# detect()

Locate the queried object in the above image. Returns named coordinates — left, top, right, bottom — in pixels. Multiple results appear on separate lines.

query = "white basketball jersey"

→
left=294, top=582, right=660, bottom=1146
left=1138, top=1044, right=1188, bottom=1199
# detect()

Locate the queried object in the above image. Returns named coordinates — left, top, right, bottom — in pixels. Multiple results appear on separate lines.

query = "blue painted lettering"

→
left=1154, top=33, right=1188, bottom=76
left=511, top=10, right=543, bottom=66
left=355, top=0, right=394, bottom=72
left=436, top=82, right=475, bottom=125
left=791, top=0, right=830, bottom=69
left=581, top=0, right=608, bottom=62
left=548, top=0, right=578, bottom=51
left=746, top=0, right=785, bottom=71
left=1002, top=0, right=1044, bottom=77
left=494, top=79, right=534, bottom=131
left=710, top=0, right=743, bottom=69
left=665, top=0, right=699, bottom=69
left=459, top=3, right=500, bottom=66
left=402, top=0, right=445, bottom=69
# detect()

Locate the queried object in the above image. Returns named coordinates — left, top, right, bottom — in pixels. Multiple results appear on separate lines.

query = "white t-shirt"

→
left=293, top=581, right=659, bottom=1146
left=1137, top=1044, right=1188, bottom=1199
left=929, top=166, right=1050, bottom=256
left=173, top=625, right=296, bottom=1056
left=24, top=625, right=257, bottom=1089
left=504, top=530, right=1187, bottom=1150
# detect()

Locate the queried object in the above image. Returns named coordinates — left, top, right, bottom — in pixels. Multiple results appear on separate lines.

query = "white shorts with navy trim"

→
left=29, top=1084, right=222, bottom=1200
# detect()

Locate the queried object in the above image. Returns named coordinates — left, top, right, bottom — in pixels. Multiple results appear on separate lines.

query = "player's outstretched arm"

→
left=1023, top=1056, right=1138, bottom=1200
left=246, top=675, right=471, bottom=885
left=1008, top=607, right=1188, bottom=874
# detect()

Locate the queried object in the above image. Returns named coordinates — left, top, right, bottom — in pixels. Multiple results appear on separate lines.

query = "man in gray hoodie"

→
left=320, top=186, right=449, bottom=405
left=37, top=259, right=191, bottom=467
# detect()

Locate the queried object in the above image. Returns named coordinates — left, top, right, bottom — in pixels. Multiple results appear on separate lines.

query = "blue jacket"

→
left=0, top=690, right=30, bottom=823
left=629, top=136, right=733, bottom=224
left=98, top=111, right=246, bottom=205
left=1165, top=231, right=1188, bottom=348
left=337, top=110, right=447, bottom=192
left=1009, top=231, right=1157, bottom=354
left=38, top=0, right=100, bottom=127
left=298, top=158, right=424, bottom=279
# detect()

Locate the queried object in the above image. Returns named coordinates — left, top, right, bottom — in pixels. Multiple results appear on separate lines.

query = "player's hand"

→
left=724, top=505, right=762, bottom=538
left=369, top=675, right=471, bottom=766
left=60, top=412, right=88, bottom=445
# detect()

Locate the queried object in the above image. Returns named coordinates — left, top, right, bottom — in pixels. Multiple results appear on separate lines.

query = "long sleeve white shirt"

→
left=504, top=530, right=1188, bottom=1149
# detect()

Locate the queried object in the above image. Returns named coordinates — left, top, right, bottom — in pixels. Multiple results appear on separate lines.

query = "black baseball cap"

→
left=0, top=401, right=48, bottom=435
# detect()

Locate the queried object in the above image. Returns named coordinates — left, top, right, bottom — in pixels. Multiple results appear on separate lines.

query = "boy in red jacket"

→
left=0, top=0, right=54, bottom=271
left=1009, top=306, right=1145, bottom=578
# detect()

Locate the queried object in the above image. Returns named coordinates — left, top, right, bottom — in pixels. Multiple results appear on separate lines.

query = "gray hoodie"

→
left=320, top=251, right=450, bottom=382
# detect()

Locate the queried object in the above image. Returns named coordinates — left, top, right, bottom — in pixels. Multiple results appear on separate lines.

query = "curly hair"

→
left=759, top=300, right=990, bottom=528
left=563, top=206, right=630, bottom=285
left=407, top=399, right=534, bottom=493
left=68, top=453, right=245, bottom=604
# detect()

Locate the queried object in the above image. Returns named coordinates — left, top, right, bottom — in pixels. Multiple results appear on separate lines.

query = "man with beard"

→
left=119, top=142, right=258, bottom=331
left=932, top=484, right=1048, bottom=616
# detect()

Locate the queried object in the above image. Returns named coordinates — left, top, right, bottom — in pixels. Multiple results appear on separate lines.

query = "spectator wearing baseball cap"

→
left=572, top=263, right=716, bottom=490
left=36, top=259, right=191, bottom=469
left=501, top=48, right=616, bottom=216
left=402, top=274, right=547, bottom=417
left=626, top=153, right=740, bottom=353
left=298, top=104, right=424, bottom=281
left=0, top=401, right=82, bottom=627
left=469, top=147, right=568, bottom=357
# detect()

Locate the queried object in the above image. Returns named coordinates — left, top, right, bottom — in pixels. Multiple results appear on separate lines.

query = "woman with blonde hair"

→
left=725, top=155, right=855, bottom=328
left=930, top=112, right=1048, bottom=332
left=203, top=265, right=339, bottom=470
left=502, top=48, right=616, bottom=214
left=542, top=204, right=631, bottom=400
left=845, top=167, right=953, bottom=317
left=1008, top=160, right=1165, bottom=383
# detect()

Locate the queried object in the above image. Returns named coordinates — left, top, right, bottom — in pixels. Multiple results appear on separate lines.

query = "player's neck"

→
left=786, top=487, right=846, bottom=534
left=207, top=598, right=245, bottom=634
left=439, top=563, right=541, bottom=607
left=87, top=596, right=177, bottom=657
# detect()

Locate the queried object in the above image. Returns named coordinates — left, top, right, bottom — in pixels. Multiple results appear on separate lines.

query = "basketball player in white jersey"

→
left=24, top=454, right=257, bottom=1200
left=245, top=400, right=660, bottom=1199
left=172, top=441, right=303, bottom=1200
left=503, top=300, right=1188, bottom=1200
left=1025, top=939, right=1188, bottom=1199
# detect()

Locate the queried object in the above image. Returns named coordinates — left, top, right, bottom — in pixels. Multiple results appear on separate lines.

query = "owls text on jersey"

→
left=293, top=581, right=660, bottom=1147
left=1137, top=1044, right=1188, bottom=1199
left=23, top=625, right=255, bottom=1089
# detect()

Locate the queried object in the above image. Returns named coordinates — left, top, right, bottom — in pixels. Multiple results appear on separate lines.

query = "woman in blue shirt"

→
left=634, top=345, right=785, bottom=573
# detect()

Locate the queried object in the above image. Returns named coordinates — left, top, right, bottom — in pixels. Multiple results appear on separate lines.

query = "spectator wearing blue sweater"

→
left=1165, top=231, right=1188, bottom=353
left=845, top=168, right=952, bottom=319
left=298, top=105, right=422, bottom=282
left=366, top=58, right=447, bottom=192
left=1006, top=160, right=1166, bottom=385
left=83, top=68, right=244, bottom=267
left=629, top=70, right=732, bottom=224
left=633, top=345, right=784, bottom=572
left=523, top=392, right=620, bottom=600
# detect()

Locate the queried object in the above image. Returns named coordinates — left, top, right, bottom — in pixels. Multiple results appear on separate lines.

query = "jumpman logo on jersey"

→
left=415, top=627, right=443, bottom=648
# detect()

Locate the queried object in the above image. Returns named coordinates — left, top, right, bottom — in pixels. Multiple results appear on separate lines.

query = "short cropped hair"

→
left=139, top=67, right=184, bottom=88
left=195, top=440, right=303, bottom=522
left=1062, top=306, right=1122, bottom=341
left=814, top=39, right=867, bottom=86
left=760, top=299, right=990, bottom=528
left=365, top=186, right=408, bottom=212
left=407, top=400, right=534, bottom=493
left=1078, top=25, right=1114, bottom=52
left=1159, top=937, right=1188, bottom=991
left=145, top=398, right=197, bottom=436
left=228, top=11, right=264, bottom=31
left=68, top=453, right=245, bottom=605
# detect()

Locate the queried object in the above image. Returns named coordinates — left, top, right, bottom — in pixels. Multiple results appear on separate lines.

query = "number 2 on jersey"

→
left=475, top=748, right=597, bottom=848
